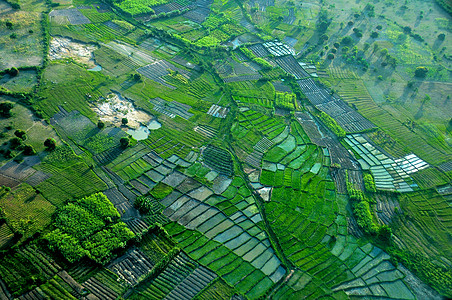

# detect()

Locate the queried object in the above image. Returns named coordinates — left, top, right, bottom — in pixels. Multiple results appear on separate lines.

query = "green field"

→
left=0, top=0, right=450, bottom=298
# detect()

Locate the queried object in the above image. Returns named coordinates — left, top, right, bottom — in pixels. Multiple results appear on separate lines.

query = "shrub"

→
left=327, top=53, right=335, bottom=59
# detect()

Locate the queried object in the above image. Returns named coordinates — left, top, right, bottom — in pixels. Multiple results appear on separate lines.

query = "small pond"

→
left=88, top=65, right=102, bottom=71
left=127, top=119, right=161, bottom=140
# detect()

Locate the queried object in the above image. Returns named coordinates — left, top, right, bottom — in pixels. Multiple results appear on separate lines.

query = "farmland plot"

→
left=107, top=248, right=154, bottom=285
left=345, top=134, right=431, bottom=192
left=138, top=60, right=191, bottom=89
left=297, top=78, right=375, bottom=132
left=149, top=97, right=193, bottom=119
left=262, top=41, right=294, bottom=57
left=207, top=104, right=229, bottom=118
left=274, top=55, right=309, bottom=79
left=129, top=252, right=217, bottom=299
left=243, top=118, right=441, bottom=299
left=158, top=169, right=286, bottom=298
left=0, top=0, right=46, bottom=70
left=49, top=8, right=91, bottom=25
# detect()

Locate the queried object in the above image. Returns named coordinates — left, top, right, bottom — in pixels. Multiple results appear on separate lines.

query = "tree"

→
left=10, top=137, right=22, bottom=149
left=422, top=94, right=431, bottom=105
left=5, top=21, right=13, bottom=29
left=44, top=138, right=56, bottom=151
left=14, top=129, right=26, bottom=140
left=376, top=25, right=382, bottom=30
left=341, top=36, right=353, bottom=45
left=377, top=225, right=392, bottom=244
left=23, top=145, right=35, bottom=156
left=403, top=26, right=412, bottom=34
left=0, top=102, right=14, bottom=117
left=133, top=73, right=142, bottom=81
left=437, top=33, right=445, bottom=41
left=8, top=67, right=19, bottom=77
left=121, top=118, right=128, bottom=126
left=414, top=66, right=428, bottom=78
left=120, top=137, right=130, bottom=148
left=371, top=31, right=379, bottom=38
left=97, top=120, right=105, bottom=129
left=327, top=53, right=335, bottom=59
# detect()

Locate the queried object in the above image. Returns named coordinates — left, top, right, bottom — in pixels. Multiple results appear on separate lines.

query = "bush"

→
left=438, top=33, right=445, bottom=40
left=327, top=53, right=335, bottom=59
left=9, top=33, right=17, bottom=39
left=371, top=31, right=379, bottom=38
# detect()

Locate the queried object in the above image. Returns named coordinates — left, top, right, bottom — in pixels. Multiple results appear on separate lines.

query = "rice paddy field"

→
left=0, top=0, right=450, bottom=298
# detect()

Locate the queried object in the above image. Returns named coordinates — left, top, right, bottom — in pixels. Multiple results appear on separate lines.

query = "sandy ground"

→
left=49, top=36, right=98, bottom=67
left=92, top=92, right=153, bottom=128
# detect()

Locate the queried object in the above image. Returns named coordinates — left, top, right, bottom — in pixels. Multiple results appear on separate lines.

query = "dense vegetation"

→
left=45, top=193, right=134, bottom=264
